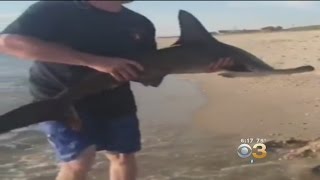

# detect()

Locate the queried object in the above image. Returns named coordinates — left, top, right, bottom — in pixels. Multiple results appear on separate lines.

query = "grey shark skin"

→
left=0, top=10, right=315, bottom=134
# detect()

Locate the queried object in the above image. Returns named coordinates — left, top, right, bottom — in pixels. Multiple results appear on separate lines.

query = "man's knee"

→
left=106, top=153, right=136, bottom=166
left=60, top=145, right=96, bottom=173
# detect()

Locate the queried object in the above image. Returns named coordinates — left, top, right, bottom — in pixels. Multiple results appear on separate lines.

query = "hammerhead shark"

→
left=0, top=10, right=314, bottom=134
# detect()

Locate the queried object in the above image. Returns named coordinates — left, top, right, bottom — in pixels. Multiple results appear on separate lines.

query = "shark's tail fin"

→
left=218, top=65, right=315, bottom=78
left=0, top=99, right=81, bottom=134
left=273, top=65, right=315, bottom=74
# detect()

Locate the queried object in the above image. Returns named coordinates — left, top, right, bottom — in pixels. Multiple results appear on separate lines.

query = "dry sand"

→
left=189, top=30, right=320, bottom=139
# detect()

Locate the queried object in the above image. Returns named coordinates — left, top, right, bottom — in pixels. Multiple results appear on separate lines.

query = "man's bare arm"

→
left=0, top=34, right=99, bottom=66
left=0, top=34, right=144, bottom=82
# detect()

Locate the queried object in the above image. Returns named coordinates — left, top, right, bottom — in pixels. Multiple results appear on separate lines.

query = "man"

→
left=0, top=1, right=232, bottom=180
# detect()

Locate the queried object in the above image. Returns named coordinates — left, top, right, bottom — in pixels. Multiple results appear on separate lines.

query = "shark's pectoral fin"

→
left=218, top=72, right=237, bottom=78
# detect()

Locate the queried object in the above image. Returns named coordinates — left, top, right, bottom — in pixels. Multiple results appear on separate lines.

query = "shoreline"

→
left=157, top=29, right=320, bottom=40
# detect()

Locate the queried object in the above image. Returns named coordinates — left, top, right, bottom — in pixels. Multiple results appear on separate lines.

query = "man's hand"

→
left=209, top=57, right=234, bottom=72
left=89, top=56, right=144, bottom=82
left=0, top=34, right=143, bottom=82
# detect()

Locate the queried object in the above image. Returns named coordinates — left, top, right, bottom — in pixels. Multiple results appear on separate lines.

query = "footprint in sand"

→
left=277, top=138, right=320, bottom=177
left=266, top=137, right=320, bottom=173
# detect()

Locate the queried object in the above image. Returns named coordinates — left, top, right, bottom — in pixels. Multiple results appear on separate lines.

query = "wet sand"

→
left=0, top=30, right=320, bottom=179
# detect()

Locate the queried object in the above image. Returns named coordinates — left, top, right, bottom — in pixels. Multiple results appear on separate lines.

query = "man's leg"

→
left=106, top=153, right=137, bottom=180
left=95, top=113, right=141, bottom=180
left=56, top=145, right=96, bottom=180
left=38, top=121, right=96, bottom=180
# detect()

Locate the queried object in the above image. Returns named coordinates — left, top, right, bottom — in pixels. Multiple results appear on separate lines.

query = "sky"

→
left=0, top=1, right=320, bottom=36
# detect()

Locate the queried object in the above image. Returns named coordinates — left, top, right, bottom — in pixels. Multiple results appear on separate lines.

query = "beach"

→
left=0, top=30, right=319, bottom=180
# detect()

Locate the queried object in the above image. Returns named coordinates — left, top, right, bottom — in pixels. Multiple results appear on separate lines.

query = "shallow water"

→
left=0, top=55, right=319, bottom=180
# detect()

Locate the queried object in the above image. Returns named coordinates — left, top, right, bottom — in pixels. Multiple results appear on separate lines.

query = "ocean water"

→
left=0, top=55, right=319, bottom=180
left=0, top=55, right=208, bottom=179
left=0, top=55, right=56, bottom=179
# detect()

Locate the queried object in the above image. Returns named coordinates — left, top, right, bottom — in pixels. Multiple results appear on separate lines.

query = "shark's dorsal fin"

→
left=175, top=10, right=219, bottom=45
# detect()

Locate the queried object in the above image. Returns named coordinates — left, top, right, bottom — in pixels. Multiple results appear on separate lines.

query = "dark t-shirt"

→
left=1, top=1, right=157, bottom=118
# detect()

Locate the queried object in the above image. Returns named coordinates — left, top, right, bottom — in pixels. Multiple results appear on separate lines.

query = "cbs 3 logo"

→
left=237, top=143, right=267, bottom=159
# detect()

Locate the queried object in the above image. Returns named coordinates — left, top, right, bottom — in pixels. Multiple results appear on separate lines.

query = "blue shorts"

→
left=37, top=113, right=141, bottom=162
